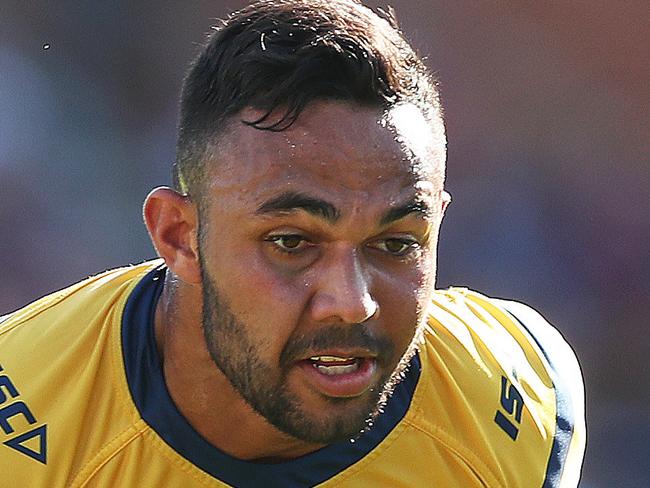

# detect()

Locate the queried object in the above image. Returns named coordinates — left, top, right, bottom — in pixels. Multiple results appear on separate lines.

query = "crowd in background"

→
left=1, top=1, right=648, bottom=485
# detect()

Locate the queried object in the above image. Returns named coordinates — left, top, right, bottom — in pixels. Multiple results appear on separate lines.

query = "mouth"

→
left=309, top=355, right=362, bottom=374
left=295, top=354, right=378, bottom=398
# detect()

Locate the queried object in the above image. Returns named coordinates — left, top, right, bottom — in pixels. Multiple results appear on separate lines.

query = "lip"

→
left=295, top=357, right=378, bottom=398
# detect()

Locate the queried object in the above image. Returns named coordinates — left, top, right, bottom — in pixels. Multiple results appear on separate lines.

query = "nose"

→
left=308, top=244, right=379, bottom=324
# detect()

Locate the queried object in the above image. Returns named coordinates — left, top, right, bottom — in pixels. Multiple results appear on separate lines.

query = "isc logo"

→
left=494, top=375, right=525, bottom=441
left=0, top=364, right=47, bottom=464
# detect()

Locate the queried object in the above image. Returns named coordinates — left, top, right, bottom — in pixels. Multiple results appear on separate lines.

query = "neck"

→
left=153, top=273, right=324, bottom=461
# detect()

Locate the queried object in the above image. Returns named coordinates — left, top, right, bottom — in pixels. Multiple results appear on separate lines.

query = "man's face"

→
left=197, top=101, right=447, bottom=444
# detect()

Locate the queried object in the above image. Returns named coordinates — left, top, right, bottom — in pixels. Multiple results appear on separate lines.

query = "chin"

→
left=273, top=380, right=386, bottom=444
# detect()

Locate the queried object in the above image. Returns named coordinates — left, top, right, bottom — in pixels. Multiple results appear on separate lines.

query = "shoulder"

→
left=489, top=297, right=586, bottom=488
left=0, top=260, right=162, bottom=487
left=414, top=288, right=585, bottom=487
left=1, top=261, right=163, bottom=333
left=490, top=297, right=585, bottom=408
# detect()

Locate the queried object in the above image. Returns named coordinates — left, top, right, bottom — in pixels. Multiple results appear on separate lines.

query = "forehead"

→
left=204, top=101, right=445, bottom=208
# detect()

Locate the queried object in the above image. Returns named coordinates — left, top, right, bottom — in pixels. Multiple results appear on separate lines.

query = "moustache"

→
left=279, top=325, right=395, bottom=368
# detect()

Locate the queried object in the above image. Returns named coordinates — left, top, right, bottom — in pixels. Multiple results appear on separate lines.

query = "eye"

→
left=265, top=234, right=310, bottom=254
left=371, top=237, right=419, bottom=256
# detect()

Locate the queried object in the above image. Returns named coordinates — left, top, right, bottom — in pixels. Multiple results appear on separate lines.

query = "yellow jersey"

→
left=0, top=261, right=585, bottom=487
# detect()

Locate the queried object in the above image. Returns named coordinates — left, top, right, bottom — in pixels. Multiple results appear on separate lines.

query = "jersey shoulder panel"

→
left=0, top=260, right=162, bottom=487
left=492, top=297, right=586, bottom=488
left=0, top=261, right=162, bottom=335
left=415, top=288, right=585, bottom=488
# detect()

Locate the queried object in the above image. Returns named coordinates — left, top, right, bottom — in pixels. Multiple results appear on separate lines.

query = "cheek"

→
left=210, top=245, right=310, bottom=357
left=375, top=262, right=434, bottom=347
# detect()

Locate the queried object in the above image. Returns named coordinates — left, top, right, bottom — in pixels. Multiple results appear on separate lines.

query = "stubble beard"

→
left=198, top=261, right=422, bottom=445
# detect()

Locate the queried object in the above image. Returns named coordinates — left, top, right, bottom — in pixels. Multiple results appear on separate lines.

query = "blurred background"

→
left=1, top=1, right=648, bottom=485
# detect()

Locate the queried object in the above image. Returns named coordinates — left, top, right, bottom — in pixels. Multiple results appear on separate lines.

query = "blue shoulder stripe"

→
left=498, top=300, right=585, bottom=488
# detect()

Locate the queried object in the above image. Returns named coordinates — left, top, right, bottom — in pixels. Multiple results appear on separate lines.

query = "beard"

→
left=199, top=260, right=422, bottom=445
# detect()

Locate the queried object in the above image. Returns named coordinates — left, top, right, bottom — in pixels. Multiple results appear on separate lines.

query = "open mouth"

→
left=296, top=354, right=378, bottom=398
left=308, top=355, right=361, bottom=375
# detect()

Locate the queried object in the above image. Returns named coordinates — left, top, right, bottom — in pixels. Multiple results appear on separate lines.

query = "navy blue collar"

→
left=122, top=265, right=420, bottom=488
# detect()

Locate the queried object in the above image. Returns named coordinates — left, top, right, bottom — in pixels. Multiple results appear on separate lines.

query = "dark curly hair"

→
left=174, top=0, right=441, bottom=197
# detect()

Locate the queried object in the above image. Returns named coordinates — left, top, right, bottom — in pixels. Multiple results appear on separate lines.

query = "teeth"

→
left=308, top=356, right=362, bottom=375
left=314, top=362, right=360, bottom=375
left=309, top=355, right=356, bottom=362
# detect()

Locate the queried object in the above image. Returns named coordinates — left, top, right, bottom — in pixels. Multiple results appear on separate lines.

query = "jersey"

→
left=0, top=260, right=585, bottom=487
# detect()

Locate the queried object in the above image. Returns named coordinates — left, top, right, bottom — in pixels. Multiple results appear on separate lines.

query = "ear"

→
left=440, top=190, right=452, bottom=214
left=143, top=187, right=201, bottom=284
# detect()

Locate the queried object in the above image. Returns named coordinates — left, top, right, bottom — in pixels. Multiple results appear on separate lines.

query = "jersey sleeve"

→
left=496, top=299, right=586, bottom=488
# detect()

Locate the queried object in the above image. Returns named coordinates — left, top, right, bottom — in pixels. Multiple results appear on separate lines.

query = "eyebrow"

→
left=379, top=199, right=432, bottom=226
left=256, top=191, right=340, bottom=222
left=255, top=191, right=431, bottom=226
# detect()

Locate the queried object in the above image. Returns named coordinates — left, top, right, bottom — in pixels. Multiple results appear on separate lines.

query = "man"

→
left=0, top=1, right=585, bottom=486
